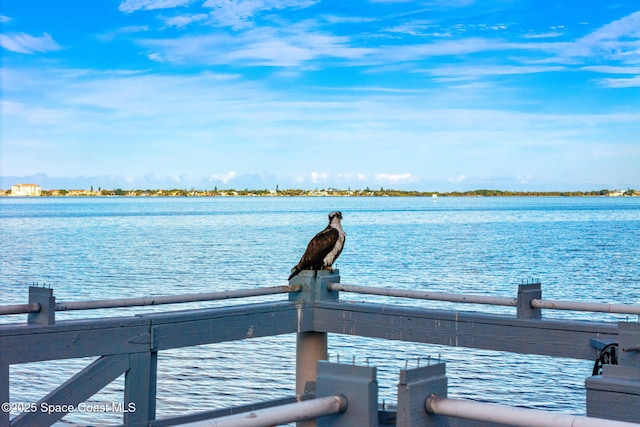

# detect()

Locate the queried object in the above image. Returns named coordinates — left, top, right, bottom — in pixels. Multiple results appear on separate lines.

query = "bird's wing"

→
left=296, top=227, right=339, bottom=269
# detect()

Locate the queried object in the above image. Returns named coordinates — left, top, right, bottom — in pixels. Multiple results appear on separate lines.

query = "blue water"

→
left=1, top=196, right=639, bottom=425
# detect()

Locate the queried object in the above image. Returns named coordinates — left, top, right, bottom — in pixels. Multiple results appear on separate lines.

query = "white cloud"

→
left=449, top=175, right=466, bottom=183
left=375, top=173, right=417, bottom=184
left=582, top=65, right=640, bottom=74
left=522, top=31, right=564, bottom=39
left=0, top=15, right=11, bottom=23
left=556, top=11, right=640, bottom=62
left=162, top=13, right=209, bottom=29
left=147, top=52, right=167, bottom=62
left=119, top=0, right=195, bottom=13
left=97, top=26, right=149, bottom=42
left=209, top=172, right=237, bottom=184
left=596, top=76, right=640, bottom=88
left=140, top=25, right=373, bottom=66
left=203, top=0, right=319, bottom=29
left=322, top=15, right=377, bottom=24
left=422, top=64, right=566, bottom=81
left=0, top=32, right=61, bottom=54
left=581, top=11, right=640, bottom=44
left=310, top=172, right=329, bottom=183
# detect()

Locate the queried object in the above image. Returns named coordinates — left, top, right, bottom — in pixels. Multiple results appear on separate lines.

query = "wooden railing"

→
left=1, top=270, right=639, bottom=426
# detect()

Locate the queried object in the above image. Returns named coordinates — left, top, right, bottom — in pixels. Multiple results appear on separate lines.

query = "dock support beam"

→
left=289, top=270, right=340, bottom=427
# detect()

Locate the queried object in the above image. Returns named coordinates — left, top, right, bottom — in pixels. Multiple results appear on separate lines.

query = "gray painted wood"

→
left=1, top=279, right=638, bottom=426
left=27, top=286, right=55, bottom=325
left=516, top=283, right=541, bottom=319
left=1, top=364, right=8, bottom=427
left=397, top=363, right=448, bottom=427
left=313, top=300, right=618, bottom=360
left=586, top=371, right=640, bottom=423
left=0, top=317, right=150, bottom=365
left=149, top=395, right=311, bottom=427
left=144, top=302, right=298, bottom=350
left=316, top=361, right=379, bottom=427
left=124, top=352, right=155, bottom=426
left=10, top=354, right=129, bottom=427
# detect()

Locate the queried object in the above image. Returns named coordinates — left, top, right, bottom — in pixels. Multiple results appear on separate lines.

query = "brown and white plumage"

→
left=288, top=211, right=346, bottom=280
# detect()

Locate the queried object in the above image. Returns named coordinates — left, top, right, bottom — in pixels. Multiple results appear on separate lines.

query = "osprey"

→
left=288, top=211, right=346, bottom=280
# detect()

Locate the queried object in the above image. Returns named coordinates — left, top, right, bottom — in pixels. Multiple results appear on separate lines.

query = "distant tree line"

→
left=14, top=187, right=636, bottom=197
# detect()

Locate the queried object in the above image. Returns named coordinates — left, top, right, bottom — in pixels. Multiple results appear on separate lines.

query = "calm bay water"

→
left=1, top=196, right=639, bottom=425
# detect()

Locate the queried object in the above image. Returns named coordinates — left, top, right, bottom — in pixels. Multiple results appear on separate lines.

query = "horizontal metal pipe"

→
left=0, top=303, right=40, bottom=315
left=178, top=394, right=347, bottom=427
left=532, top=298, right=640, bottom=315
left=55, top=285, right=301, bottom=311
left=328, top=283, right=518, bottom=307
left=425, top=396, right=640, bottom=427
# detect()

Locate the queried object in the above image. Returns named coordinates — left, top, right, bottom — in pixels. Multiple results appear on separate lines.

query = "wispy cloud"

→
left=119, top=0, right=195, bottom=13
left=0, top=32, right=61, bottom=54
left=596, top=76, right=640, bottom=88
left=209, top=171, right=237, bottom=184
left=558, top=11, right=640, bottom=62
left=162, top=13, right=209, bottom=29
left=203, top=0, right=319, bottom=29
left=309, top=172, right=329, bottom=183
left=421, top=64, right=566, bottom=81
left=97, top=25, right=149, bottom=42
left=141, top=24, right=373, bottom=66
left=375, top=173, right=418, bottom=184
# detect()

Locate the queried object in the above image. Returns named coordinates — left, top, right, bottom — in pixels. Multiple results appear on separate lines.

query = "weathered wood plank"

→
left=146, top=302, right=300, bottom=350
left=10, top=354, right=129, bottom=427
left=0, top=319, right=151, bottom=365
left=124, top=352, right=155, bottom=426
left=140, top=301, right=295, bottom=324
left=314, top=301, right=618, bottom=360
left=1, top=364, right=8, bottom=427
left=0, top=315, right=149, bottom=337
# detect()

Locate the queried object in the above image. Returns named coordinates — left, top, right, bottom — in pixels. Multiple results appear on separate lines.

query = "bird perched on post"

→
left=288, top=211, right=346, bottom=280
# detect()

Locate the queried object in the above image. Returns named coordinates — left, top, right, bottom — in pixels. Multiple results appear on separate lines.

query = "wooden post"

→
left=316, top=361, right=379, bottom=427
left=517, top=282, right=541, bottom=319
left=289, top=270, right=340, bottom=427
left=28, top=286, right=55, bottom=325
left=124, top=352, right=157, bottom=426
left=397, top=362, right=448, bottom=427
left=1, top=364, right=8, bottom=427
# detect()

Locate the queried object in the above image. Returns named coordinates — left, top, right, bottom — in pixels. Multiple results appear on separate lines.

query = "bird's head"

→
left=328, top=211, right=343, bottom=221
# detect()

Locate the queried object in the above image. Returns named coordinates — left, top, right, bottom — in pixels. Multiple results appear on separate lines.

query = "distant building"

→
left=10, top=184, right=41, bottom=196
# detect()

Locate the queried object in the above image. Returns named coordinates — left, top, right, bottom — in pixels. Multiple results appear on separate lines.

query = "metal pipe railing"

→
left=329, top=283, right=640, bottom=316
left=4, top=282, right=640, bottom=318
left=328, top=283, right=518, bottom=306
left=178, top=394, right=347, bottom=427
left=0, top=303, right=40, bottom=315
left=55, top=285, right=301, bottom=311
left=531, top=298, right=640, bottom=315
left=0, top=285, right=301, bottom=315
left=425, top=395, right=640, bottom=427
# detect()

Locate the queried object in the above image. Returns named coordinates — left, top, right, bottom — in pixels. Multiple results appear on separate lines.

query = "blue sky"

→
left=1, top=0, right=639, bottom=191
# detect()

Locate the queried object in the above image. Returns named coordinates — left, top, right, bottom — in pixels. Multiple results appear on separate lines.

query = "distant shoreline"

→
left=2, top=188, right=638, bottom=197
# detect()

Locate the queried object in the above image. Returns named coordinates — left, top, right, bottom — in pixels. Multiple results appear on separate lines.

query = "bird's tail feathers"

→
left=288, top=267, right=301, bottom=281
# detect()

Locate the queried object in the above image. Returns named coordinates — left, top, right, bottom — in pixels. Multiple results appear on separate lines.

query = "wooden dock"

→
left=1, top=270, right=639, bottom=426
